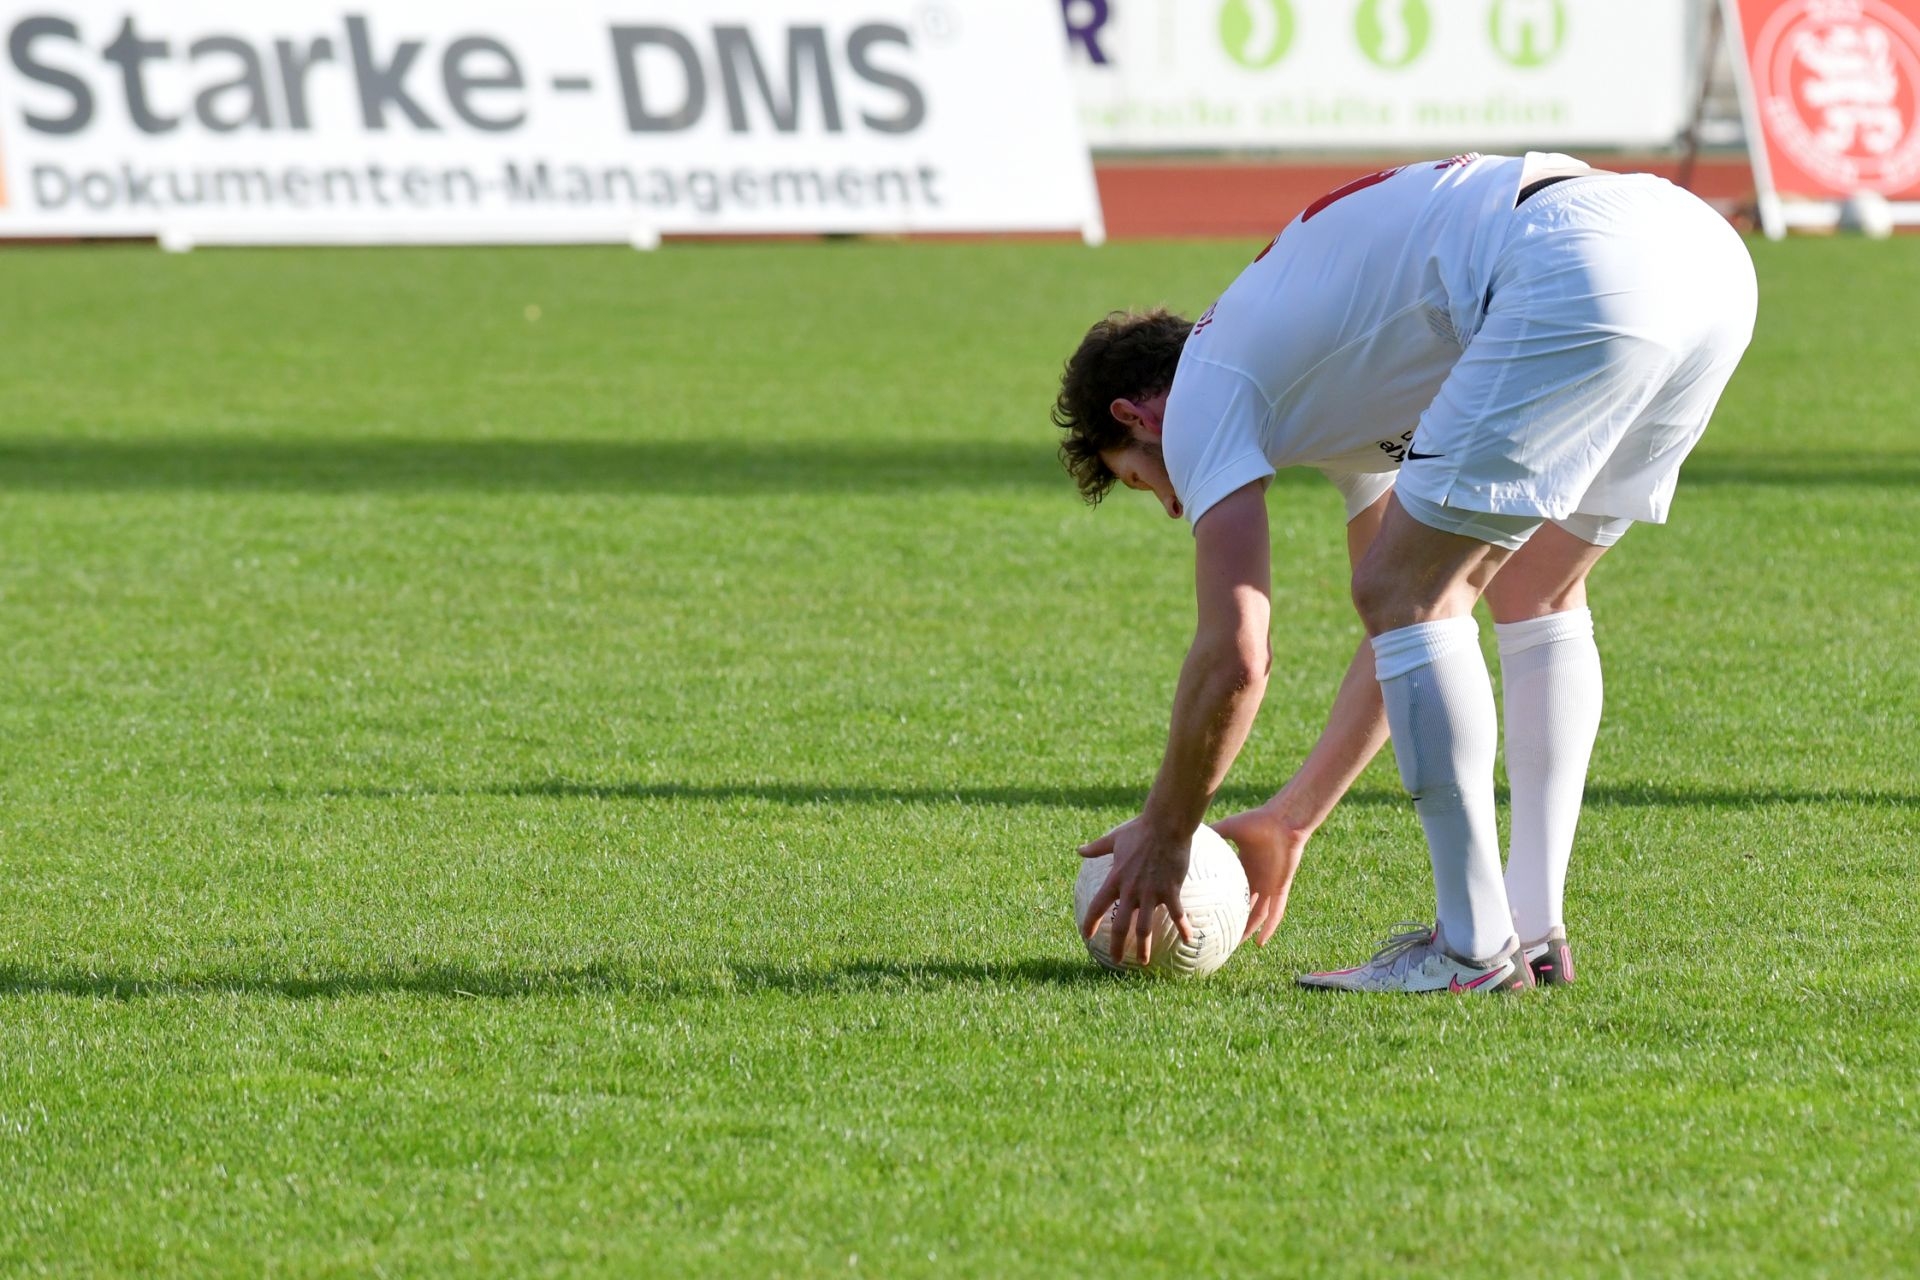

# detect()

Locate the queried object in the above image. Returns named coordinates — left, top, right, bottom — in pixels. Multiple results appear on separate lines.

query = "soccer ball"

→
left=1074, top=825, right=1251, bottom=977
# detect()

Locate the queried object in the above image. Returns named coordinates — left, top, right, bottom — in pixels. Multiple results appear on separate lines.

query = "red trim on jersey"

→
left=1300, top=167, right=1405, bottom=222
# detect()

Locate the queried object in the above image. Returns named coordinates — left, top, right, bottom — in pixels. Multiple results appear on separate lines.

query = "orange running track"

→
left=1093, top=154, right=1756, bottom=240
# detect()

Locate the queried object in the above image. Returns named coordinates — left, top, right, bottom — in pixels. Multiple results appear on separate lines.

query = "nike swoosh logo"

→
left=1405, top=449, right=1446, bottom=461
left=1449, top=968, right=1503, bottom=992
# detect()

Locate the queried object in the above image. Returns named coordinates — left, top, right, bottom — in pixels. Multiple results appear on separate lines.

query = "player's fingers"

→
left=1116, top=898, right=1144, bottom=965
left=1081, top=873, right=1121, bottom=939
left=1257, top=897, right=1286, bottom=946
left=1076, top=828, right=1119, bottom=857
left=1236, top=898, right=1267, bottom=948
left=1090, top=890, right=1121, bottom=940
left=1169, top=894, right=1193, bottom=946
left=1248, top=900, right=1272, bottom=947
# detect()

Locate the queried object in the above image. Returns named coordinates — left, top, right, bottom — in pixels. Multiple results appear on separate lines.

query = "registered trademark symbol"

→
left=918, top=4, right=957, bottom=44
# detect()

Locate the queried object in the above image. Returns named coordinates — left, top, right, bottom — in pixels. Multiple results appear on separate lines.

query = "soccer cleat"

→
left=1297, top=924, right=1534, bottom=994
left=1523, top=926, right=1576, bottom=987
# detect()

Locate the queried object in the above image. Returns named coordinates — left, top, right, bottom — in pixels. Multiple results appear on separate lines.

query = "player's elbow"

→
left=1197, top=596, right=1271, bottom=694
left=1241, top=650, right=1273, bottom=703
left=1245, top=630, right=1274, bottom=685
left=1235, top=608, right=1274, bottom=690
left=1216, top=632, right=1271, bottom=698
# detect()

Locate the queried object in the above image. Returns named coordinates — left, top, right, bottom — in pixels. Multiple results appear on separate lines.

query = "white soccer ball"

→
left=1074, top=825, right=1251, bottom=977
left=1838, top=190, right=1896, bottom=240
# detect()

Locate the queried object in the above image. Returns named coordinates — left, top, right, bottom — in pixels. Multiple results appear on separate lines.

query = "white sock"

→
left=1496, top=607, right=1602, bottom=945
left=1372, top=616, right=1513, bottom=963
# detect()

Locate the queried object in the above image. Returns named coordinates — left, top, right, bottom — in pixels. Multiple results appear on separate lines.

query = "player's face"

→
left=1100, top=440, right=1183, bottom=520
left=1102, top=391, right=1182, bottom=519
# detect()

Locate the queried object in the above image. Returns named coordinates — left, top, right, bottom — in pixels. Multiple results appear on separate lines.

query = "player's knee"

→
left=1349, top=561, right=1402, bottom=634
left=1485, top=533, right=1602, bottom=623
left=1484, top=574, right=1575, bottom=623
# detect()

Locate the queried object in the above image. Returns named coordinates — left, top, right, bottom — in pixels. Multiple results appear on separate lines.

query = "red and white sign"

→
left=1726, top=0, right=1920, bottom=235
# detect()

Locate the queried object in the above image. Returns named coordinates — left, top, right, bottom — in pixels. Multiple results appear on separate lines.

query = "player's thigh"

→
left=1484, top=520, right=1619, bottom=623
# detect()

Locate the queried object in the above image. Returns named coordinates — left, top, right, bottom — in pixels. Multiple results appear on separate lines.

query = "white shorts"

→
left=1395, top=490, right=1632, bottom=552
left=1396, top=174, right=1758, bottom=543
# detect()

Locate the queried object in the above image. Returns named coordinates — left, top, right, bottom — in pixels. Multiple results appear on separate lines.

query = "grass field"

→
left=1, top=233, right=1916, bottom=1277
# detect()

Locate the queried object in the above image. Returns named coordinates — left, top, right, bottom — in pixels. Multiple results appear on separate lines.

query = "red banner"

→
left=1727, top=0, right=1920, bottom=232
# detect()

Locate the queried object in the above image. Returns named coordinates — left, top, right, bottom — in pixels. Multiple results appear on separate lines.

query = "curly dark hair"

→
left=1051, top=308, right=1193, bottom=504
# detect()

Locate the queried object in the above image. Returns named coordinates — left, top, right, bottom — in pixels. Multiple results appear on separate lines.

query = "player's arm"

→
left=1268, top=490, right=1392, bottom=828
left=1213, top=488, right=1392, bottom=943
left=1078, top=480, right=1272, bottom=963
left=1143, top=480, right=1275, bottom=835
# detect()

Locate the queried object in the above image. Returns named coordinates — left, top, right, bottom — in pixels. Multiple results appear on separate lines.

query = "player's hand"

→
left=1211, top=804, right=1310, bottom=946
left=1077, top=817, right=1195, bottom=966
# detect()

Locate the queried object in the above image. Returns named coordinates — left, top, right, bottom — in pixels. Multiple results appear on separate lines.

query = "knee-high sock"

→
left=1372, top=616, right=1512, bottom=962
left=1496, top=607, right=1602, bottom=945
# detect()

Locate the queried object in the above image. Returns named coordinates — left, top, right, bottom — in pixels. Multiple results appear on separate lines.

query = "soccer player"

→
left=1060, top=153, right=1756, bottom=992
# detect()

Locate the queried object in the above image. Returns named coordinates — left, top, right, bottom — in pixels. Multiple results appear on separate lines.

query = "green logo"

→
left=1489, top=0, right=1567, bottom=68
left=1355, top=0, right=1432, bottom=69
left=1219, top=0, right=1295, bottom=69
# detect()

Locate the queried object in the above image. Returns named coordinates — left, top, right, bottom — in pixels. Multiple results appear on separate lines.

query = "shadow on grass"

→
left=1, top=438, right=1909, bottom=494
left=1678, top=452, right=1920, bottom=489
left=0, top=961, right=642, bottom=1002
left=325, top=779, right=1339, bottom=811
left=0, top=438, right=1297, bottom=497
left=729, top=957, right=1111, bottom=993
left=318, top=779, right=1917, bottom=811
left=0, top=957, right=1111, bottom=1002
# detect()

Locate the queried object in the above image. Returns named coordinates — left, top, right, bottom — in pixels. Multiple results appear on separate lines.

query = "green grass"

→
left=0, top=233, right=1915, bottom=1277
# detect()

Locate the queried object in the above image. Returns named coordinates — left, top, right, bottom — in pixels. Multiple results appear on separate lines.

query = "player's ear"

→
left=1109, top=397, right=1164, bottom=442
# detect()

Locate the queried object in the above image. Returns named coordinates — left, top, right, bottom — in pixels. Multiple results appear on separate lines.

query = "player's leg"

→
left=1346, top=496, right=1527, bottom=975
left=1305, top=177, right=1754, bottom=994
left=1484, top=519, right=1623, bottom=984
left=1316, top=190, right=1666, bottom=990
left=1483, top=180, right=1753, bottom=985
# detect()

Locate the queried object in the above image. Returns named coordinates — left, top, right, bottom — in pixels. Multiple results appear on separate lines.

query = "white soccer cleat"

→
left=1298, top=923, right=1533, bottom=994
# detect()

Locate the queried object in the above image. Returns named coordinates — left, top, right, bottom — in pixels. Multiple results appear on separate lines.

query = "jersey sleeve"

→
left=1316, top=467, right=1397, bottom=521
left=1163, top=361, right=1276, bottom=528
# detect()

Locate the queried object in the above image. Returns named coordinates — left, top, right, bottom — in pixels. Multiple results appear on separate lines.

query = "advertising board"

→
left=0, top=2, right=1103, bottom=245
left=1063, top=0, right=1694, bottom=151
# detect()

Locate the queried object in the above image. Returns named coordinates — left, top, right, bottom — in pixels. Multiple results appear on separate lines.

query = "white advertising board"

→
left=0, top=1, right=1103, bottom=245
left=1062, top=0, right=1694, bottom=150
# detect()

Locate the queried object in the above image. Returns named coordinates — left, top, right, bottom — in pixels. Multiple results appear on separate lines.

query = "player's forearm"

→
left=1141, top=634, right=1270, bottom=839
left=1267, top=636, right=1388, bottom=834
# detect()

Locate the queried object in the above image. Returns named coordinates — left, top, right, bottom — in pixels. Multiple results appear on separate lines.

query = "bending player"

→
left=1059, top=153, right=1756, bottom=992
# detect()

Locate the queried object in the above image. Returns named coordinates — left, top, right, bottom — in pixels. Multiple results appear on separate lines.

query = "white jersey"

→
left=1164, top=152, right=1566, bottom=526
